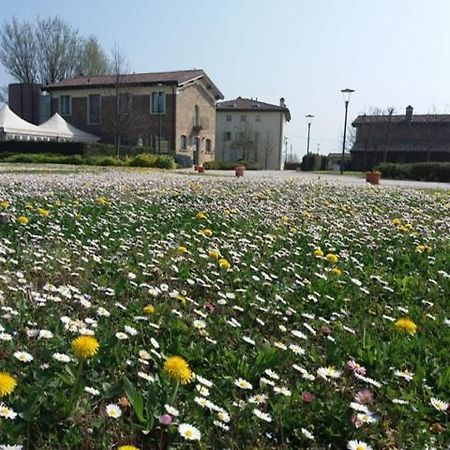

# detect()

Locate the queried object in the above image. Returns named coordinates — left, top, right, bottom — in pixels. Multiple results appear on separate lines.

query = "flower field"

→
left=0, top=170, right=449, bottom=449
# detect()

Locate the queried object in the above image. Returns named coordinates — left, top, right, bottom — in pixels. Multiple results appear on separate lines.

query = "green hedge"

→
left=0, top=152, right=176, bottom=169
left=301, top=154, right=329, bottom=171
left=377, top=162, right=450, bottom=182
left=0, top=141, right=156, bottom=157
left=203, top=160, right=262, bottom=170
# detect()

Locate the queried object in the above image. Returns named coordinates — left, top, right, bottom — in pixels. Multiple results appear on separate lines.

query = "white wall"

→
left=216, top=110, right=286, bottom=169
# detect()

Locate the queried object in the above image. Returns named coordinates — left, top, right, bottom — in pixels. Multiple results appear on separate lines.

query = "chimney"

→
left=405, top=105, right=413, bottom=122
left=280, top=97, right=286, bottom=107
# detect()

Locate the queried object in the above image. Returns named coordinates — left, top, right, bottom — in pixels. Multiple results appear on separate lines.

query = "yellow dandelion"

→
left=143, top=305, right=155, bottom=314
left=118, top=446, right=139, bottom=450
left=331, top=267, right=342, bottom=276
left=177, top=246, right=188, bottom=254
left=392, top=218, right=401, bottom=226
left=201, top=228, right=213, bottom=237
left=0, top=201, right=10, bottom=209
left=196, top=211, right=207, bottom=220
left=72, top=336, right=99, bottom=359
left=209, top=249, right=220, bottom=259
left=163, top=356, right=192, bottom=384
left=313, top=248, right=324, bottom=257
left=219, top=258, right=231, bottom=270
left=17, top=215, right=29, bottom=225
left=0, top=372, right=17, bottom=398
left=326, top=253, right=339, bottom=264
left=96, top=196, right=108, bottom=206
left=395, top=318, right=417, bottom=335
left=37, top=208, right=49, bottom=217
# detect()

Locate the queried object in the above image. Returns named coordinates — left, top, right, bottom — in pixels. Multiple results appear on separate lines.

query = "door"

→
left=193, top=137, right=200, bottom=166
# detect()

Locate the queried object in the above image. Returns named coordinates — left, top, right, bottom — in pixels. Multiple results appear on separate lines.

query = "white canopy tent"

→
left=38, top=113, right=100, bottom=143
left=0, top=105, right=51, bottom=141
left=0, top=105, right=99, bottom=143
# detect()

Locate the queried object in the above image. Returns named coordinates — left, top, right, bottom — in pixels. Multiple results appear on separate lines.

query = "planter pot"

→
left=366, top=171, right=381, bottom=185
left=235, top=166, right=245, bottom=177
left=197, top=166, right=205, bottom=173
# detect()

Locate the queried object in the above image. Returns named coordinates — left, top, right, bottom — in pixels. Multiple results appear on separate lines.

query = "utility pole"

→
left=340, top=89, right=355, bottom=174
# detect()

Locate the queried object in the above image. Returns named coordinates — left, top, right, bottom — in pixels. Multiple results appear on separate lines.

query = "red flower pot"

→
left=235, top=166, right=245, bottom=177
left=366, top=171, right=381, bottom=185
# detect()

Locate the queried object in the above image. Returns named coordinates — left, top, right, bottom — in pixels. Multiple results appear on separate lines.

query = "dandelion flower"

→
left=178, top=423, right=201, bottom=441
left=164, top=356, right=192, bottom=384
left=313, top=248, right=324, bottom=257
left=71, top=335, right=99, bottom=359
left=209, top=249, right=220, bottom=259
left=118, top=446, right=139, bottom=450
left=325, top=253, right=339, bottom=263
left=0, top=373, right=17, bottom=398
left=395, top=318, right=417, bottom=335
left=37, top=208, right=49, bottom=217
left=17, top=216, right=29, bottom=225
left=219, top=258, right=231, bottom=270
left=177, top=246, right=188, bottom=254
left=143, top=305, right=155, bottom=314
left=196, top=211, right=207, bottom=220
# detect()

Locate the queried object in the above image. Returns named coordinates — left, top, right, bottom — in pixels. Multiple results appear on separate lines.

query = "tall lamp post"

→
left=340, top=88, right=354, bottom=174
left=305, top=114, right=314, bottom=155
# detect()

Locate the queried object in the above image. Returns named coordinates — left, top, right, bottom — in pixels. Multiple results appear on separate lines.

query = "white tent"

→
left=38, top=113, right=100, bottom=143
left=0, top=105, right=50, bottom=141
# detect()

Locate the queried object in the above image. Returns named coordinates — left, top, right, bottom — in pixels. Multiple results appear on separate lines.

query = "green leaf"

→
left=123, top=376, right=145, bottom=423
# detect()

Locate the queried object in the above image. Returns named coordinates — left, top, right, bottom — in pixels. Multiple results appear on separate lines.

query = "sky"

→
left=1, top=0, right=450, bottom=157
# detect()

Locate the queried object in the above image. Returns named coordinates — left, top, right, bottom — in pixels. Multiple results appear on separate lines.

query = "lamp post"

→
left=340, top=88, right=354, bottom=174
left=305, top=114, right=314, bottom=155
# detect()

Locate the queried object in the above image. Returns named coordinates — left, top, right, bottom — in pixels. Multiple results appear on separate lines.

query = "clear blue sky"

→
left=1, top=0, right=449, bottom=156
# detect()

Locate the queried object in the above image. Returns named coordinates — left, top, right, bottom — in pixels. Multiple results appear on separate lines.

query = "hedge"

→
left=203, top=160, right=262, bottom=170
left=377, top=162, right=450, bottom=182
left=0, top=141, right=156, bottom=157
left=0, top=152, right=176, bottom=169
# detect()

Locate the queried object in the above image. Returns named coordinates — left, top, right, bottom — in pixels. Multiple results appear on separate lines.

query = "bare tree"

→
left=234, top=123, right=257, bottom=162
left=109, top=44, right=132, bottom=157
left=0, top=17, right=37, bottom=83
left=35, top=16, right=82, bottom=84
left=0, top=86, right=8, bottom=104
left=78, top=36, right=110, bottom=76
left=263, top=130, right=274, bottom=169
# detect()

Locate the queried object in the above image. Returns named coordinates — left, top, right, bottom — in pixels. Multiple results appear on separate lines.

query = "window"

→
left=60, top=96, right=71, bottom=115
left=118, top=93, right=132, bottom=114
left=205, top=139, right=212, bottom=152
left=255, top=131, right=260, bottom=143
left=88, top=94, right=101, bottom=124
left=255, top=115, right=261, bottom=122
left=225, top=131, right=232, bottom=141
left=226, top=115, right=232, bottom=122
left=181, top=135, right=187, bottom=150
left=194, top=105, right=200, bottom=126
left=240, top=115, right=246, bottom=122
left=150, top=92, right=166, bottom=114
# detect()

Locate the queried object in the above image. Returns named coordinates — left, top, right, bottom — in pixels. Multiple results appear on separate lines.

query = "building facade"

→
left=216, top=97, right=291, bottom=170
left=44, top=69, right=223, bottom=166
left=351, top=106, right=450, bottom=170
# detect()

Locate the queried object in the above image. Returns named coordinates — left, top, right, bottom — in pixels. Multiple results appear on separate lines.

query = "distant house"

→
left=351, top=106, right=450, bottom=170
left=42, top=69, right=223, bottom=166
left=216, top=97, right=291, bottom=170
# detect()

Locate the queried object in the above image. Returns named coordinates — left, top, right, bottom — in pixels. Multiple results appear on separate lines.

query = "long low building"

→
left=0, top=105, right=99, bottom=143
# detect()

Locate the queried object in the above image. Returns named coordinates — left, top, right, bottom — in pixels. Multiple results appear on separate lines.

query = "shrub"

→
left=128, top=154, right=159, bottom=167
left=203, top=161, right=261, bottom=170
left=301, top=154, right=322, bottom=171
left=377, top=162, right=450, bottom=182
left=155, top=155, right=176, bottom=169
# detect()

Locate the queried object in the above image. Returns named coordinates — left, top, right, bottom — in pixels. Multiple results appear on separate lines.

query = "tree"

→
left=109, top=43, right=132, bottom=157
left=263, top=130, right=274, bottom=169
left=35, top=16, right=82, bottom=85
left=0, top=86, right=8, bottom=104
left=78, top=36, right=110, bottom=76
left=0, top=17, right=37, bottom=83
left=234, top=123, right=257, bottom=162
left=0, top=16, right=110, bottom=86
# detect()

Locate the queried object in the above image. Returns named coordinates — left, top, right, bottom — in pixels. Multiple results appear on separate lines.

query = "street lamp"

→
left=305, top=114, right=314, bottom=155
left=340, top=88, right=354, bottom=174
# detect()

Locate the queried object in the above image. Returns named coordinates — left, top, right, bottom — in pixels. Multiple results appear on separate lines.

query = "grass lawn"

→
left=0, top=171, right=449, bottom=449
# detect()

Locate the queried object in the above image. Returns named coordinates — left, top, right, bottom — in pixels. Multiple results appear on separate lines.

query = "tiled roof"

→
left=45, top=69, right=224, bottom=99
left=217, top=97, right=291, bottom=120
left=353, top=114, right=450, bottom=125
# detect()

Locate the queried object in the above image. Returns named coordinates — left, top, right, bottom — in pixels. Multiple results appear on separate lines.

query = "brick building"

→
left=351, top=106, right=450, bottom=170
left=44, top=69, right=223, bottom=166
